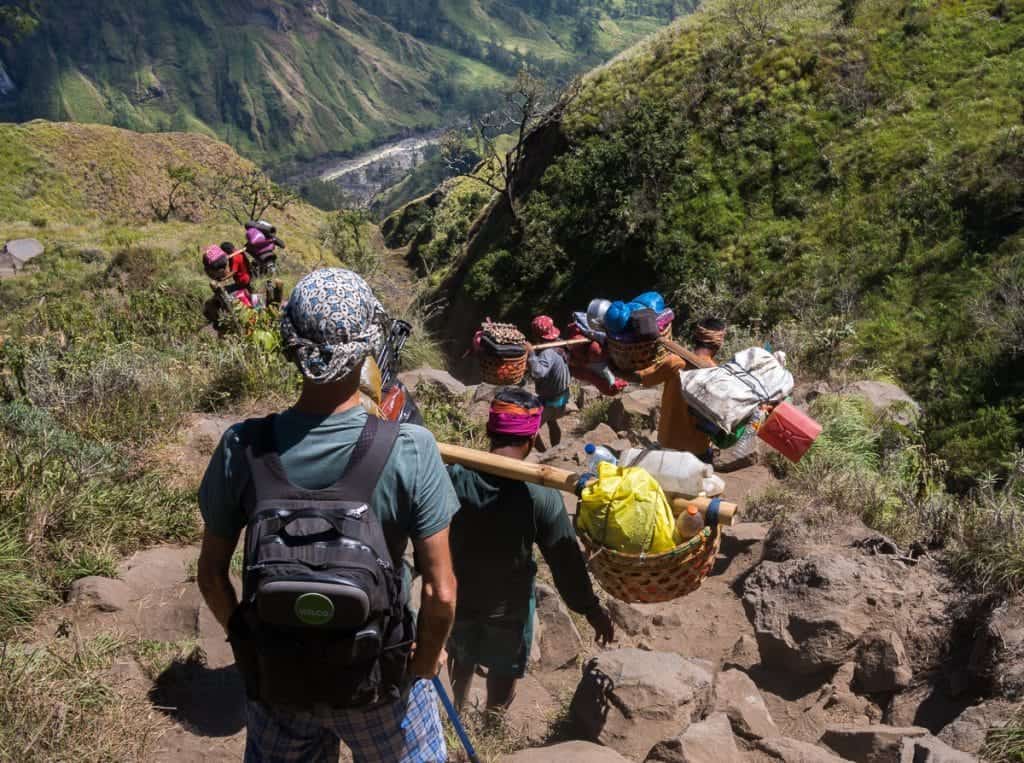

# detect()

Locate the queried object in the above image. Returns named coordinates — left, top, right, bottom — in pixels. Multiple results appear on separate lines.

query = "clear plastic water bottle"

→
left=675, top=503, right=705, bottom=544
left=584, top=443, right=618, bottom=472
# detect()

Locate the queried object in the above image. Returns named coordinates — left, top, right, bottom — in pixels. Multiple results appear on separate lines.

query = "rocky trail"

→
left=35, top=374, right=1022, bottom=762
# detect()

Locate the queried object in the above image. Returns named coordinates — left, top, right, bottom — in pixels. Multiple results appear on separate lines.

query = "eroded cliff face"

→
left=430, top=116, right=572, bottom=368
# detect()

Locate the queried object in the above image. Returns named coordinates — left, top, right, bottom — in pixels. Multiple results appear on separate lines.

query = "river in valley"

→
left=292, top=129, right=447, bottom=207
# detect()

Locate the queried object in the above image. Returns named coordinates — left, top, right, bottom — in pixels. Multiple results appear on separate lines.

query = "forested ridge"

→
left=400, top=0, right=1024, bottom=480
left=0, top=0, right=677, bottom=166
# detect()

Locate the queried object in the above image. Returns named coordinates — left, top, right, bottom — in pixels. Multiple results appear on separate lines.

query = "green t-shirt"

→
left=198, top=407, right=458, bottom=566
left=447, top=464, right=598, bottom=621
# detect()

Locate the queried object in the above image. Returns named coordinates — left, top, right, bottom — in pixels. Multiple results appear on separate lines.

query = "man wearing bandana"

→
left=197, top=269, right=458, bottom=762
left=446, top=387, right=615, bottom=712
left=636, top=317, right=727, bottom=463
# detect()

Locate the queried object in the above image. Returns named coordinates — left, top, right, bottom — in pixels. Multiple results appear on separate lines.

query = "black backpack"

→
left=227, top=414, right=413, bottom=709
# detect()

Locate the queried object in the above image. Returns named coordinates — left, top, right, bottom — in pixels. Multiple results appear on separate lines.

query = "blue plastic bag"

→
left=633, top=291, right=666, bottom=313
left=604, top=301, right=633, bottom=334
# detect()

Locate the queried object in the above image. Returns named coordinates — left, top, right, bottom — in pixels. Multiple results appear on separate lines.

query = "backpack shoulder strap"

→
left=237, top=414, right=288, bottom=501
left=330, top=415, right=400, bottom=504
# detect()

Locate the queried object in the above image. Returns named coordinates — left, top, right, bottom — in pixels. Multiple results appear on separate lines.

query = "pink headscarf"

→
left=487, top=399, right=542, bottom=438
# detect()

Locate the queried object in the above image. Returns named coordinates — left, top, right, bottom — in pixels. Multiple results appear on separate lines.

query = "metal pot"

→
left=587, top=298, right=612, bottom=329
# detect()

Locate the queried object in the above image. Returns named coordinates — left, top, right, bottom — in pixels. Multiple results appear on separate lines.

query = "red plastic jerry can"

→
left=757, top=401, right=822, bottom=463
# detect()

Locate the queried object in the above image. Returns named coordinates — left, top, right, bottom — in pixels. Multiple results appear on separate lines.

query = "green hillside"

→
left=426, top=0, right=1024, bottom=480
left=0, top=0, right=680, bottom=166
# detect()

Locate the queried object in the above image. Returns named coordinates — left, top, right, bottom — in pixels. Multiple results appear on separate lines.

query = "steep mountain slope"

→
left=0, top=121, right=327, bottom=263
left=426, top=0, right=1024, bottom=478
left=0, top=0, right=676, bottom=166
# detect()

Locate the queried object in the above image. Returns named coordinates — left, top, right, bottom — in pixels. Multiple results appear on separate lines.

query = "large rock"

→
left=855, top=630, right=913, bottom=693
left=534, top=583, right=583, bottom=670
left=68, top=576, right=133, bottom=612
left=584, top=422, right=623, bottom=449
left=645, top=712, right=742, bottom=763
left=754, top=737, right=849, bottom=762
left=841, top=381, right=920, bottom=426
left=571, top=649, right=714, bottom=759
left=607, top=599, right=649, bottom=637
left=899, top=735, right=977, bottom=762
left=397, top=367, right=468, bottom=397
left=576, top=383, right=603, bottom=411
left=938, top=700, right=1018, bottom=755
left=471, top=382, right=499, bottom=403
left=820, top=725, right=929, bottom=763
left=499, top=741, right=630, bottom=762
left=713, top=668, right=778, bottom=740
left=607, top=388, right=661, bottom=433
left=742, top=548, right=952, bottom=678
left=967, top=595, right=1024, bottom=699
left=742, top=555, right=871, bottom=675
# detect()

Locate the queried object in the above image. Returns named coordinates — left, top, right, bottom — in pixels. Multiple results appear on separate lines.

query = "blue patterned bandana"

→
left=280, top=268, right=386, bottom=384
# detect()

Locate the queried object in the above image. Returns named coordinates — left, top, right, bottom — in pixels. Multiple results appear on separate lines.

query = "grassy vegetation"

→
left=578, top=397, right=614, bottom=433
left=985, top=706, right=1024, bottom=763
left=416, top=382, right=488, bottom=450
left=749, top=391, right=1024, bottom=594
left=0, top=634, right=169, bottom=761
left=434, top=0, right=1024, bottom=481
left=0, top=246, right=301, bottom=637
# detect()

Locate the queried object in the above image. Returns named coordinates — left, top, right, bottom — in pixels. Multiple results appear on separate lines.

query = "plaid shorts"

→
left=244, top=680, right=446, bottom=763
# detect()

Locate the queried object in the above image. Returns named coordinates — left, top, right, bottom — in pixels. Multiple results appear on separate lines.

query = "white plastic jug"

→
left=621, top=448, right=725, bottom=498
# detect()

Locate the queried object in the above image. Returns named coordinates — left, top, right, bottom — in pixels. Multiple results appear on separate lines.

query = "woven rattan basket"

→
left=479, top=352, right=527, bottom=385
left=607, top=323, right=673, bottom=372
left=579, top=525, right=720, bottom=603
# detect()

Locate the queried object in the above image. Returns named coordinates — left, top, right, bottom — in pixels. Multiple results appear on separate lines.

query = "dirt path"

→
left=47, top=411, right=786, bottom=762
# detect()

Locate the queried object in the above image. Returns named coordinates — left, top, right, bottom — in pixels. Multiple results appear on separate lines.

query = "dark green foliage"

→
left=447, top=0, right=1024, bottom=478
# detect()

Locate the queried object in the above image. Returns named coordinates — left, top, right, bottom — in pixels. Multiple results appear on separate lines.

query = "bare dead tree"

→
left=441, top=66, right=581, bottom=221
left=711, top=0, right=822, bottom=42
left=204, top=168, right=296, bottom=225
left=151, top=164, right=196, bottom=222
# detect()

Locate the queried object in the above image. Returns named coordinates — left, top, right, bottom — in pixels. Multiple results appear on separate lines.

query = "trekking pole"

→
left=431, top=676, right=481, bottom=763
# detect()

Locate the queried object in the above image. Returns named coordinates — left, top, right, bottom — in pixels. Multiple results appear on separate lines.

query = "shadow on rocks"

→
left=149, top=656, right=246, bottom=737
left=712, top=531, right=762, bottom=578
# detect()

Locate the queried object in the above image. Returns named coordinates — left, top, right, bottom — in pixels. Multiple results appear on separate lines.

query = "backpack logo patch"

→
left=294, top=592, right=335, bottom=626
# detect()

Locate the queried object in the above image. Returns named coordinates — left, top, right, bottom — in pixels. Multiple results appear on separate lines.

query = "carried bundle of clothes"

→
left=678, top=346, right=822, bottom=463
left=474, top=320, right=529, bottom=385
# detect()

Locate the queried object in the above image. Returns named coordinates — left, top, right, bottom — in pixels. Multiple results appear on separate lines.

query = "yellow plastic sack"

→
left=578, top=462, right=677, bottom=554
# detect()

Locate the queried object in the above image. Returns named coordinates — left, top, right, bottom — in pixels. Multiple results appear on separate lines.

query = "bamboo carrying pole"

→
left=659, top=337, right=715, bottom=369
left=531, top=337, right=591, bottom=351
left=438, top=443, right=738, bottom=526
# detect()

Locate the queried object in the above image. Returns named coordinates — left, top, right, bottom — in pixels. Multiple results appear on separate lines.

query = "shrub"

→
left=416, top=384, right=487, bottom=450
left=578, top=398, right=613, bottom=432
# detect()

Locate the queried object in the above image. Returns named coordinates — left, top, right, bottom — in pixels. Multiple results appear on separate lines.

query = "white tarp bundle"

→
left=679, top=347, right=794, bottom=434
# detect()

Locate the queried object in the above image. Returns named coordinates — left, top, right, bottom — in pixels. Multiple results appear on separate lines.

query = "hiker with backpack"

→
left=197, top=268, right=458, bottom=762
left=446, top=387, right=615, bottom=712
